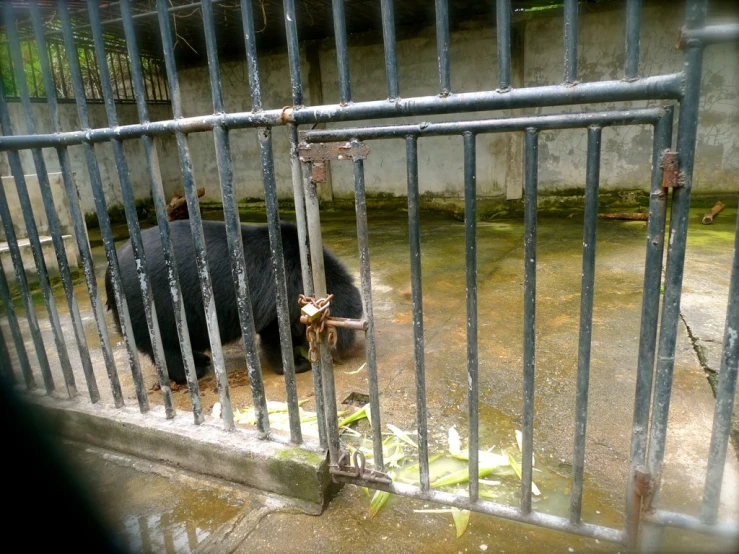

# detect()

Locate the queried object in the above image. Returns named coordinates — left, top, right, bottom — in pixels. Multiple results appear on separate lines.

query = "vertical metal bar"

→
left=282, top=0, right=303, bottom=106
left=3, top=21, right=77, bottom=397
left=641, top=2, right=708, bottom=551
left=332, top=0, right=352, bottom=104
left=58, top=0, right=149, bottom=412
left=256, top=127, right=302, bottom=443
left=563, top=0, right=578, bottom=84
left=297, top=156, right=328, bottom=450
left=82, top=48, right=96, bottom=99
left=380, top=0, right=400, bottom=99
left=0, top=258, right=35, bottom=389
left=109, top=52, right=121, bottom=99
left=435, top=0, right=451, bottom=96
left=496, top=0, right=512, bottom=91
left=47, top=43, right=59, bottom=97
left=28, top=2, right=106, bottom=402
left=701, top=210, right=739, bottom=523
left=55, top=43, right=68, bottom=98
left=464, top=131, right=479, bottom=501
left=0, top=313, right=14, bottom=384
left=87, top=0, right=176, bottom=418
left=119, top=0, right=203, bottom=421
left=406, top=135, right=430, bottom=491
left=303, top=162, right=340, bottom=461
left=148, top=57, right=158, bottom=102
left=352, top=153, right=383, bottom=469
left=0, top=174, right=52, bottom=392
left=625, top=0, right=643, bottom=80
left=521, top=127, right=538, bottom=515
left=32, top=0, right=122, bottom=404
left=624, top=107, right=673, bottom=545
left=117, top=53, right=128, bottom=99
left=239, top=0, right=262, bottom=110
left=153, top=61, right=162, bottom=102
left=156, top=0, right=234, bottom=430
left=26, top=41, right=39, bottom=97
left=200, top=0, right=272, bottom=435
left=570, top=125, right=602, bottom=524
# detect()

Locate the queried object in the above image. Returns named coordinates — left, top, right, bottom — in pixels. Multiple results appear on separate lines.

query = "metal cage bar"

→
left=380, top=0, right=400, bottom=99
left=352, top=154, right=384, bottom=469
left=0, top=259, right=35, bottom=389
left=623, top=106, right=674, bottom=545
left=58, top=0, right=150, bottom=412
left=87, top=0, right=176, bottom=417
left=520, top=127, right=538, bottom=515
left=641, top=1, right=709, bottom=551
left=302, top=161, right=341, bottom=461
left=257, top=126, right=303, bottom=443
left=155, top=0, right=234, bottom=430
left=283, top=0, right=304, bottom=106
left=405, top=135, right=430, bottom=491
left=297, top=154, right=328, bottom=449
left=200, top=0, right=272, bottom=435
left=464, top=131, right=479, bottom=501
left=0, top=73, right=686, bottom=152
left=563, top=0, right=579, bottom=84
left=240, top=0, right=263, bottom=110
left=496, top=0, right=512, bottom=91
left=332, top=0, right=352, bottom=104
left=700, top=209, right=739, bottom=523
left=435, top=0, right=451, bottom=96
left=625, top=0, right=643, bottom=80
left=0, top=104, right=64, bottom=397
left=119, top=0, right=204, bottom=421
left=569, top=125, right=602, bottom=524
left=0, top=314, right=14, bottom=384
left=14, top=5, right=105, bottom=402
left=31, top=2, right=122, bottom=407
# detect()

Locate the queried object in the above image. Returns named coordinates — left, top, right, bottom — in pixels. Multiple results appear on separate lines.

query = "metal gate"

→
left=0, top=1, right=737, bottom=551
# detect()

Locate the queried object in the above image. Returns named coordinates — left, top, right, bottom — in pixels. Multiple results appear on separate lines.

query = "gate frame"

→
left=0, top=0, right=737, bottom=551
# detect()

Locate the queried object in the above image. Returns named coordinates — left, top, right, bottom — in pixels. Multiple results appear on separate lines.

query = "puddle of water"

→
left=68, top=449, right=245, bottom=554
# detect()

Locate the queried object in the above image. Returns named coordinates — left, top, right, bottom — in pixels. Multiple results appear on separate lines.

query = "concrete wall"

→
left=171, top=0, right=737, bottom=203
left=2, top=1, right=736, bottom=213
left=0, top=102, right=180, bottom=216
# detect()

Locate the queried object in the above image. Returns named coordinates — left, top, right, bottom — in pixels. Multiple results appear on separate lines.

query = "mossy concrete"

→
left=29, top=396, right=331, bottom=508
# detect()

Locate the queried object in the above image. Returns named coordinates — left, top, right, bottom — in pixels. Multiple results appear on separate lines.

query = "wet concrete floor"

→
left=3, top=206, right=738, bottom=552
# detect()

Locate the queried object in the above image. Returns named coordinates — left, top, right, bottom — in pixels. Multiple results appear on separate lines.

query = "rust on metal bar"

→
left=659, top=151, right=681, bottom=188
left=627, top=468, right=654, bottom=549
left=311, top=161, right=327, bottom=183
left=298, top=140, right=370, bottom=162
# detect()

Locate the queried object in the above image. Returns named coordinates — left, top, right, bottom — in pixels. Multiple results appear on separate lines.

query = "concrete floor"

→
left=3, top=206, right=738, bottom=552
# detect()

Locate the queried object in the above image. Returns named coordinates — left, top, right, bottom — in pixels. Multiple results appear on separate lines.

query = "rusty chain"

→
left=298, top=294, right=338, bottom=363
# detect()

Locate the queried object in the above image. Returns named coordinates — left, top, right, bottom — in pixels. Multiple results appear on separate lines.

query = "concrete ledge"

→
left=0, top=235, right=79, bottom=285
left=29, top=396, right=332, bottom=508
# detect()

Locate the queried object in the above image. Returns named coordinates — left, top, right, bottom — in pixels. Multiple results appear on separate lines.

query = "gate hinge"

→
left=330, top=450, right=392, bottom=485
left=659, top=151, right=681, bottom=188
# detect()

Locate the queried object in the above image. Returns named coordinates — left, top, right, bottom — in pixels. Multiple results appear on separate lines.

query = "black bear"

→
left=105, top=220, right=363, bottom=384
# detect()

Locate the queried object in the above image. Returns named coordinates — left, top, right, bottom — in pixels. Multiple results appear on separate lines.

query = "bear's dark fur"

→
left=105, top=220, right=362, bottom=383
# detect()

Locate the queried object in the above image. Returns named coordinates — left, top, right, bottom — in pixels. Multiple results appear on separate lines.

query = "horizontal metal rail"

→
left=0, top=74, right=683, bottom=151
left=332, top=476, right=626, bottom=544
left=643, top=510, right=739, bottom=540
left=301, top=108, right=668, bottom=142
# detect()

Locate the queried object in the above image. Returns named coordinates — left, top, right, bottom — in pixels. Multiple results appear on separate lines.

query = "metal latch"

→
left=659, top=151, right=681, bottom=188
left=330, top=450, right=392, bottom=485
